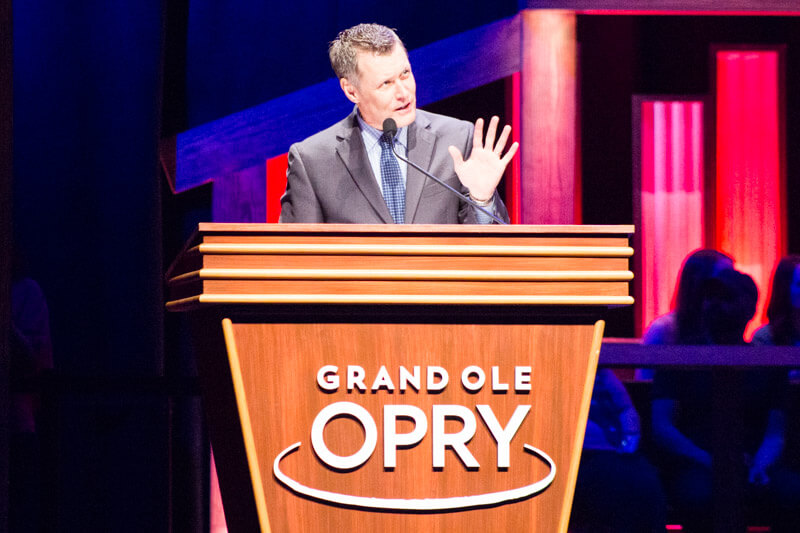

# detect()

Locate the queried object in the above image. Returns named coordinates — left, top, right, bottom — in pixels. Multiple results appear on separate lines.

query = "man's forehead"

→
left=355, top=45, right=409, bottom=75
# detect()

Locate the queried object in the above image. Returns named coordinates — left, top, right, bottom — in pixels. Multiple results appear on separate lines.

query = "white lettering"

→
left=313, top=365, right=533, bottom=394
left=477, top=405, right=531, bottom=468
left=432, top=405, right=479, bottom=469
left=398, top=365, right=421, bottom=392
left=371, top=365, right=395, bottom=392
left=347, top=365, right=367, bottom=392
left=317, top=365, right=339, bottom=391
left=461, top=365, right=485, bottom=392
left=383, top=405, right=428, bottom=468
left=309, top=403, right=533, bottom=471
left=515, top=366, right=532, bottom=392
left=491, top=366, right=509, bottom=392
left=427, top=366, right=449, bottom=392
left=310, top=402, right=377, bottom=470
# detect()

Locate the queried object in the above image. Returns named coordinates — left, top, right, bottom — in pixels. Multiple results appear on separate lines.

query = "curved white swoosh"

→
left=273, top=442, right=556, bottom=511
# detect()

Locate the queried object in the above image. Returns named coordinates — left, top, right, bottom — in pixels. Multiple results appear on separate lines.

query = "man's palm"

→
left=448, top=116, right=518, bottom=201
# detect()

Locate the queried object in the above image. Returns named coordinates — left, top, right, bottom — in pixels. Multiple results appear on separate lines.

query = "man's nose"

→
left=395, top=81, right=410, bottom=100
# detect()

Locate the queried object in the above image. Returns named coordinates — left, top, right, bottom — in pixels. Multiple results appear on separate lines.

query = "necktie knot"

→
left=380, top=132, right=394, bottom=149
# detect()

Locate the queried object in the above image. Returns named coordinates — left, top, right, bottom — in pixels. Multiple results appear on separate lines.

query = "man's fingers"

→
left=484, top=116, right=499, bottom=149
left=494, top=125, right=511, bottom=154
left=448, top=145, right=464, bottom=168
left=500, top=142, right=519, bottom=165
left=472, top=118, right=484, bottom=150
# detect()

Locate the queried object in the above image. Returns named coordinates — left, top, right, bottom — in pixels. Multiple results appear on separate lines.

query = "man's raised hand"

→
left=448, top=116, right=519, bottom=202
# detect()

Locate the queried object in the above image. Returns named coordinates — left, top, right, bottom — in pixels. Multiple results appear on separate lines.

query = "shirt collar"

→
left=356, top=110, right=408, bottom=152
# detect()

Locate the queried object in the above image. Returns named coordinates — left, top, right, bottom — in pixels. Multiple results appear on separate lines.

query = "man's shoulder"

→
left=290, top=112, right=356, bottom=153
left=416, top=108, right=472, bottom=133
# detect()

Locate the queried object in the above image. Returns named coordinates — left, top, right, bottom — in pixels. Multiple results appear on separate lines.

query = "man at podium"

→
left=279, top=23, right=517, bottom=225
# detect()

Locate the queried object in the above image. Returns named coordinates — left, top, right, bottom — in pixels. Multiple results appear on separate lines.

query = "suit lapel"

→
left=405, top=112, right=435, bottom=223
left=335, top=112, right=394, bottom=224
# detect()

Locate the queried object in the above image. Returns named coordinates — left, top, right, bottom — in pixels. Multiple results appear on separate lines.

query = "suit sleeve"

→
left=279, top=143, right=324, bottom=223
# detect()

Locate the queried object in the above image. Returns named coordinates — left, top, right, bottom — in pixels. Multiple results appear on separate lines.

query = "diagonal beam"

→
left=163, top=15, right=521, bottom=196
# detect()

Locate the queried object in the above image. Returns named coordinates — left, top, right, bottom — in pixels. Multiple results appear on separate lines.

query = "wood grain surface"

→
left=165, top=224, right=634, bottom=310
left=226, top=320, right=604, bottom=533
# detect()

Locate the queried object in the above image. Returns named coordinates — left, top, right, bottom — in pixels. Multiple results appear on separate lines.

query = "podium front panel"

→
left=221, top=319, right=603, bottom=533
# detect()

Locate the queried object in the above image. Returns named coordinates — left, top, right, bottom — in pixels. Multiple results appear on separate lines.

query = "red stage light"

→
left=637, top=99, right=705, bottom=335
left=715, top=48, right=786, bottom=336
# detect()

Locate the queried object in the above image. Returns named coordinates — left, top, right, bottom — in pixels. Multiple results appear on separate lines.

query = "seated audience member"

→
left=643, top=248, right=733, bottom=345
left=651, top=269, right=800, bottom=532
left=10, top=255, right=53, bottom=532
left=569, top=369, right=666, bottom=533
left=752, top=255, right=800, bottom=347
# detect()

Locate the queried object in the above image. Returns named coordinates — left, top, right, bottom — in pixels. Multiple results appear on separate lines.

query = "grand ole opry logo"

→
left=272, top=363, right=556, bottom=511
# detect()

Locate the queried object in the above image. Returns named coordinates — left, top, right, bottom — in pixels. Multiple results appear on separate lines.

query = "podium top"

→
left=166, top=223, right=635, bottom=311
left=194, top=222, right=635, bottom=235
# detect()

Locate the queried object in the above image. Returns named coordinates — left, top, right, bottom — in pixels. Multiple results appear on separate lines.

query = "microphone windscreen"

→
left=382, top=118, right=398, bottom=136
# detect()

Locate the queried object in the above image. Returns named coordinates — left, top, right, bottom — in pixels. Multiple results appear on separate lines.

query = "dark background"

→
left=6, top=1, right=800, bottom=529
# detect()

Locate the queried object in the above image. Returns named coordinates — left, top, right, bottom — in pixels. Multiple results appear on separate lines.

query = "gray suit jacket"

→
left=279, top=108, right=509, bottom=224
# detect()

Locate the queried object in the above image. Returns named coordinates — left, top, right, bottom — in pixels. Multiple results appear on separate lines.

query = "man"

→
left=279, top=23, right=518, bottom=224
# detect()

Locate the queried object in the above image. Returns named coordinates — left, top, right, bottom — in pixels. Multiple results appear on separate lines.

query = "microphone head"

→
left=382, top=118, right=398, bottom=137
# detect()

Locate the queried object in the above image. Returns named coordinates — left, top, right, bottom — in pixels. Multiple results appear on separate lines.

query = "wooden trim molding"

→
left=166, top=224, right=635, bottom=311
left=167, top=293, right=634, bottom=311
left=222, top=319, right=272, bottom=533
left=558, top=319, right=605, bottom=531
left=194, top=243, right=634, bottom=257
left=170, top=268, right=634, bottom=284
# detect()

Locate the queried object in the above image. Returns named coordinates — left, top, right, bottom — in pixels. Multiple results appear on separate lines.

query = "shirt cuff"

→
left=471, top=195, right=496, bottom=224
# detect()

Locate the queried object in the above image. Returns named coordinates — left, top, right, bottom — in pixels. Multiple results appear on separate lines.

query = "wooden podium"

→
left=166, top=223, right=634, bottom=533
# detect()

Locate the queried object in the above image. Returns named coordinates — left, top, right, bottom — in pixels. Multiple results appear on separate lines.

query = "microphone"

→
left=382, top=118, right=507, bottom=225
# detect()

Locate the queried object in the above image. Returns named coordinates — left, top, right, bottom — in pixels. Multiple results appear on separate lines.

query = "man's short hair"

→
left=329, top=23, right=404, bottom=83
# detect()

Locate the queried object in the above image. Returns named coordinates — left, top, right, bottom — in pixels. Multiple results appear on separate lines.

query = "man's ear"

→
left=340, top=77, right=359, bottom=104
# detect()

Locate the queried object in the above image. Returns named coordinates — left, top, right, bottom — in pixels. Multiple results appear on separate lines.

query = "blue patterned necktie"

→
left=379, top=132, right=405, bottom=224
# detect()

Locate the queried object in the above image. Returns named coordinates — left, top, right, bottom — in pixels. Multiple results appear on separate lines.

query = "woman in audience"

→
left=643, top=248, right=733, bottom=345
left=650, top=268, right=800, bottom=532
left=752, top=255, right=800, bottom=347
left=749, top=255, right=800, bottom=529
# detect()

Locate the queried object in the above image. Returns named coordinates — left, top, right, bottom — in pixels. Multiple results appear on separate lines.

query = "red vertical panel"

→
left=506, top=72, right=522, bottom=224
left=715, top=49, right=785, bottom=335
left=266, top=153, right=289, bottom=223
left=638, top=99, right=705, bottom=335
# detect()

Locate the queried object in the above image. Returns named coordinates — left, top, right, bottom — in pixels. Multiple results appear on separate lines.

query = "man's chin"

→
left=393, top=108, right=416, bottom=128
